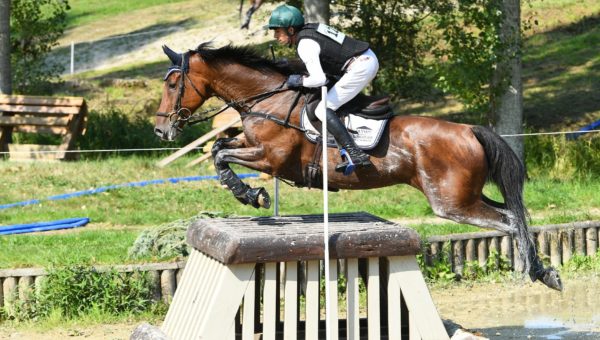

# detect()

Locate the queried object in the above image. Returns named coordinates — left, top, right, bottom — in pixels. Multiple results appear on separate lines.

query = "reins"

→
left=157, top=51, right=307, bottom=132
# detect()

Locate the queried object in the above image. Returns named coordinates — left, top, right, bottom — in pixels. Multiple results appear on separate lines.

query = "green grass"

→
left=0, top=229, right=140, bottom=268
left=66, top=0, right=191, bottom=28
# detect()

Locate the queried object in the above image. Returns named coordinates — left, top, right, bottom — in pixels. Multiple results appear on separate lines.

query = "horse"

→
left=239, top=0, right=264, bottom=29
left=154, top=42, right=562, bottom=291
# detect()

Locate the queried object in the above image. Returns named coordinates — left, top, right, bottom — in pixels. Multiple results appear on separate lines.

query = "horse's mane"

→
left=194, top=42, right=304, bottom=75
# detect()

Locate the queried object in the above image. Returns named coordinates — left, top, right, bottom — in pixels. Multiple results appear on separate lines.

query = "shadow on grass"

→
left=523, top=13, right=600, bottom=129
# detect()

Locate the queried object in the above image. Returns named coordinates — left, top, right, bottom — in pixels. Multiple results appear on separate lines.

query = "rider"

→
left=267, top=4, right=378, bottom=174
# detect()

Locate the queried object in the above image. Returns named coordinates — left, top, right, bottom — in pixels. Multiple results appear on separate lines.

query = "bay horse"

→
left=154, top=43, right=562, bottom=291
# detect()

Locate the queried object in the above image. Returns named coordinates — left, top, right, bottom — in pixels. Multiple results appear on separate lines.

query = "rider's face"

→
left=273, top=27, right=293, bottom=45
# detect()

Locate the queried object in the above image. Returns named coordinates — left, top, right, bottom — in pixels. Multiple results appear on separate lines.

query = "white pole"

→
left=321, top=86, right=331, bottom=340
left=273, top=178, right=279, bottom=217
left=70, top=41, right=74, bottom=74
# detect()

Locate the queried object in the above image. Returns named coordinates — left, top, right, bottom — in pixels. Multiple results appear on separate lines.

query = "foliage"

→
left=419, top=242, right=456, bottom=283
left=333, top=0, right=507, bottom=114
left=1, top=265, right=161, bottom=322
left=419, top=244, right=512, bottom=283
left=561, top=250, right=600, bottom=273
left=10, top=0, right=70, bottom=94
left=128, top=211, right=229, bottom=260
left=525, top=135, right=600, bottom=179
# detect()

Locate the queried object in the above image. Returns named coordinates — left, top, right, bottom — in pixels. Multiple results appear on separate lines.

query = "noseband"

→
left=156, top=51, right=292, bottom=132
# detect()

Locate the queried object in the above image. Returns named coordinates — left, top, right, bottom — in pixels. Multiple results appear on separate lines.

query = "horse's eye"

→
left=168, top=82, right=177, bottom=90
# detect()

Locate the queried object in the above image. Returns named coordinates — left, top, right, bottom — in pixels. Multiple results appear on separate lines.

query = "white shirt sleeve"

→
left=297, top=39, right=328, bottom=88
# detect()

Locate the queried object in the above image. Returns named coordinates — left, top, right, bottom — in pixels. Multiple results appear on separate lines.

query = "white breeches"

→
left=314, top=48, right=379, bottom=121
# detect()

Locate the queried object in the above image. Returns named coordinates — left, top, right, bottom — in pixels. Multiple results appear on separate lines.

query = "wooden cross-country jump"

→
left=132, top=212, right=450, bottom=339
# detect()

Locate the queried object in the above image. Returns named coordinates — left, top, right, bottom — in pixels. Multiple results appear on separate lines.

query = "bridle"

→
left=156, top=51, right=292, bottom=132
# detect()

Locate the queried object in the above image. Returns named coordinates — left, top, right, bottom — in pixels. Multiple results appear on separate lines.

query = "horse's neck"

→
left=212, top=66, right=284, bottom=104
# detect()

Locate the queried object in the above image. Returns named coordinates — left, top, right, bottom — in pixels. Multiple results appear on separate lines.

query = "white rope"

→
left=0, top=129, right=597, bottom=155
left=0, top=147, right=202, bottom=155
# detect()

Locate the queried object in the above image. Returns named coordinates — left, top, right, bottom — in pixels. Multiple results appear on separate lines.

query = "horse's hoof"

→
left=257, top=189, right=271, bottom=209
left=246, top=187, right=270, bottom=209
left=542, top=268, right=563, bottom=291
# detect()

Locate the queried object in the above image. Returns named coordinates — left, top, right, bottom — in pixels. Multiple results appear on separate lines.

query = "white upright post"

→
left=70, top=41, right=74, bottom=74
left=273, top=178, right=280, bottom=217
left=321, top=86, right=331, bottom=340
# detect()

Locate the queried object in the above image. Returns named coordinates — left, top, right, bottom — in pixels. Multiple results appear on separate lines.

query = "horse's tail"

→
left=470, top=125, right=537, bottom=277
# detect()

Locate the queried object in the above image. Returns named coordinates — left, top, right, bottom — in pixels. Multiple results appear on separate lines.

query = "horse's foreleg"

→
left=213, top=145, right=272, bottom=209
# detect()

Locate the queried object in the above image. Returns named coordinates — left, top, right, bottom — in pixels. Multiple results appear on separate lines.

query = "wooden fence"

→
left=1, top=221, right=598, bottom=307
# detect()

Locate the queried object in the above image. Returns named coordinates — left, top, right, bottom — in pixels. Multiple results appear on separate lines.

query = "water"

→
left=431, top=276, right=600, bottom=339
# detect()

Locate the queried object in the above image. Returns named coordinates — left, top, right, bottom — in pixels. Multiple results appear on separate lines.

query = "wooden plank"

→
left=157, top=116, right=241, bottom=167
left=0, top=95, right=84, bottom=107
left=305, top=260, right=320, bottom=340
left=388, top=256, right=449, bottom=340
left=212, top=107, right=243, bottom=129
left=242, top=270, right=256, bottom=340
left=263, top=262, right=277, bottom=340
left=328, top=259, right=339, bottom=340
left=283, top=262, right=298, bottom=340
left=0, top=116, right=71, bottom=126
left=0, top=105, right=81, bottom=115
left=185, top=132, right=244, bottom=168
left=387, top=264, right=402, bottom=340
left=367, top=257, right=380, bottom=340
left=186, top=213, right=422, bottom=264
left=346, top=258, right=360, bottom=340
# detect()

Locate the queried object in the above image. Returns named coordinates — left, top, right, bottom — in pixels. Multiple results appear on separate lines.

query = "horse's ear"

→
left=162, top=45, right=182, bottom=66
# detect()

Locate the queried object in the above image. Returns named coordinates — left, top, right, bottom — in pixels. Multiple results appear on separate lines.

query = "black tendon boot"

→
left=324, top=109, right=372, bottom=174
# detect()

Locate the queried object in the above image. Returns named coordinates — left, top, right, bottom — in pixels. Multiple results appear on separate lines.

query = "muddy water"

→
left=431, top=276, right=600, bottom=339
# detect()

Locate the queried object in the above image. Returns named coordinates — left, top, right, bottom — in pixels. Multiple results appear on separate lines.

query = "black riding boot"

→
left=324, top=108, right=372, bottom=174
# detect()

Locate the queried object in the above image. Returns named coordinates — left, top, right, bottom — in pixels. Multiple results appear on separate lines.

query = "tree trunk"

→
left=303, top=0, right=329, bottom=24
left=494, top=0, right=523, bottom=161
left=0, top=0, right=11, bottom=94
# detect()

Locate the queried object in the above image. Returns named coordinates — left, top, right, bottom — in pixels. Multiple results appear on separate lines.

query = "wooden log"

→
left=537, top=231, right=549, bottom=258
left=424, top=243, right=434, bottom=267
left=477, top=238, right=488, bottom=268
left=574, top=228, right=586, bottom=255
left=489, top=237, right=500, bottom=268
left=0, top=278, right=3, bottom=308
left=186, top=213, right=422, bottom=264
left=148, top=270, right=162, bottom=302
left=34, top=276, right=45, bottom=297
left=512, top=238, right=524, bottom=272
left=160, top=270, right=176, bottom=304
left=453, top=240, right=464, bottom=275
left=3, top=277, right=16, bottom=308
left=18, top=276, right=34, bottom=301
left=549, top=231, right=562, bottom=267
left=586, top=228, right=598, bottom=256
left=465, top=239, right=476, bottom=263
left=430, top=242, right=441, bottom=262
left=501, top=236, right=513, bottom=268
left=562, top=230, right=574, bottom=264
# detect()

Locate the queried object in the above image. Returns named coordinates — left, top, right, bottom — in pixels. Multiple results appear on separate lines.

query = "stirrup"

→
left=336, top=149, right=356, bottom=176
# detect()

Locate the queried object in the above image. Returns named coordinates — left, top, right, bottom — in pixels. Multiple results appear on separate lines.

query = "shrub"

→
left=525, top=134, right=600, bottom=178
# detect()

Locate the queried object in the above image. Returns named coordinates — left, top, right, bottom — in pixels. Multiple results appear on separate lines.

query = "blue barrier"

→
left=567, top=119, right=600, bottom=140
left=0, top=217, right=90, bottom=235
left=0, top=173, right=259, bottom=210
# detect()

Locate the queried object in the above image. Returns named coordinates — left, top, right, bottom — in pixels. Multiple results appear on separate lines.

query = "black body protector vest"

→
left=296, top=23, right=369, bottom=76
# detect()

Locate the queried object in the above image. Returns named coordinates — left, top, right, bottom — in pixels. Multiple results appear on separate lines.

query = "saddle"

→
left=301, top=91, right=394, bottom=150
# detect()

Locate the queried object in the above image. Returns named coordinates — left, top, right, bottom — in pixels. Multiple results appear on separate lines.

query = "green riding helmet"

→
left=268, top=4, right=305, bottom=29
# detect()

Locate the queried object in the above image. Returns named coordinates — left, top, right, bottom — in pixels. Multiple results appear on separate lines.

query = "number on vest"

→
left=316, top=24, right=345, bottom=45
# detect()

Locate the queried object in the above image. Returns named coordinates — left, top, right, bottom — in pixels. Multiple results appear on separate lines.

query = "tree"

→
left=10, top=0, right=70, bottom=94
left=493, top=0, right=524, bottom=160
left=0, top=0, right=11, bottom=94
left=304, top=0, right=329, bottom=24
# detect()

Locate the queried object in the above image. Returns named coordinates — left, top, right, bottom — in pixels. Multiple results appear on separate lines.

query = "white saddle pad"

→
left=301, top=108, right=389, bottom=150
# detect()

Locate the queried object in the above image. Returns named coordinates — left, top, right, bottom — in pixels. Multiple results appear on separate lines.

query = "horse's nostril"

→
left=154, top=128, right=163, bottom=137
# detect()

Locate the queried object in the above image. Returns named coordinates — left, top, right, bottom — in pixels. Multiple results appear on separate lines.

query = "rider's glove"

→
left=286, top=74, right=304, bottom=89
